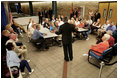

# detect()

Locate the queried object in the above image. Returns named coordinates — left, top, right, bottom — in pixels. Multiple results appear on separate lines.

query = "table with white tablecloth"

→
left=77, top=28, right=89, bottom=39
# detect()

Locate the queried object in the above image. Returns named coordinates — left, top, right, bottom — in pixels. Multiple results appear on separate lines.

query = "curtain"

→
left=1, top=3, right=8, bottom=31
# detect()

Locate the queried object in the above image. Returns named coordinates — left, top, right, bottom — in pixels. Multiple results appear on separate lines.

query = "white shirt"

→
left=58, top=21, right=64, bottom=26
left=101, top=24, right=110, bottom=31
left=87, top=20, right=93, bottom=25
left=75, top=21, right=80, bottom=26
left=28, top=22, right=32, bottom=29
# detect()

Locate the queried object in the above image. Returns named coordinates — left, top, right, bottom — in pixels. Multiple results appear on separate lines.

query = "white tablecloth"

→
left=78, top=28, right=88, bottom=32
left=40, top=27, right=58, bottom=39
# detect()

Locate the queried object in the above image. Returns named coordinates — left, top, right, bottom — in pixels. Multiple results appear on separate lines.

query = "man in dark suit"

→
left=73, top=8, right=78, bottom=18
left=38, top=9, right=43, bottom=24
left=56, top=17, right=77, bottom=61
left=48, top=8, right=53, bottom=21
left=94, top=10, right=101, bottom=22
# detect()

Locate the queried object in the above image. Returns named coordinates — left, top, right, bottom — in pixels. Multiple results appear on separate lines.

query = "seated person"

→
left=73, top=15, right=76, bottom=20
left=91, top=19, right=101, bottom=33
left=106, top=30, right=115, bottom=47
left=58, top=19, right=64, bottom=26
left=31, top=24, right=49, bottom=49
left=27, top=24, right=37, bottom=42
left=75, top=18, right=80, bottom=26
left=6, top=43, right=34, bottom=75
left=81, top=17, right=87, bottom=24
left=106, top=22, right=116, bottom=33
left=87, top=16, right=93, bottom=25
left=60, top=15, right=64, bottom=21
left=54, top=21, right=60, bottom=32
left=98, top=20, right=110, bottom=36
left=27, top=18, right=33, bottom=31
left=82, top=21, right=91, bottom=40
left=1, top=30, right=10, bottom=56
left=49, top=21, right=56, bottom=33
left=43, top=18, right=50, bottom=29
left=52, top=15, right=56, bottom=23
left=90, top=34, right=110, bottom=56
left=96, top=31, right=106, bottom=44
left=6, top=34, right=28, bottom=59
left=78, top=21, right=84, bottom=28
left=71, top=17, right=75, bottom=23
left=12, top=19, right=26, bottom=33
left=11, top=20, right=23, bottom=37
left=5, top=24, right=18, bottom=38
left=54, top=21, right=62, bottom=41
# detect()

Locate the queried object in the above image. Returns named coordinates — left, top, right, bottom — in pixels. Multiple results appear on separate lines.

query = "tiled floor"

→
left=19, top=30, right=117, bottom=78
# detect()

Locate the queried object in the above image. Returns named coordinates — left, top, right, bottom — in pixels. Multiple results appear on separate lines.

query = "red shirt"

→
left=90, top=41, right=109, bottom=56
left=108, top=36, right=115, bottom=47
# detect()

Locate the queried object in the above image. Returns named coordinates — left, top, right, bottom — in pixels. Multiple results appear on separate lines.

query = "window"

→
left=109, top=9, right=112, bottom=18
left=103, top=9, right=106, bottom=18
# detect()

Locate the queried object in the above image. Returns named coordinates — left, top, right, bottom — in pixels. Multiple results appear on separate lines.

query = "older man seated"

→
left=6, top=34, right=28, bottom=60
left=43, top=18, right=50, bottom=29
left=98, top=20, right=110, bottom=36
left=82, top=21, right=91, bottom=40
left=91, top=19, right=101, bottom=34
left=106, top=22, right=116, bottom=33
left=27, top=24, right=37, bottom=42
left=90, top=34, right=110, bottom=56
left=31, top=24, right=49, bottom=49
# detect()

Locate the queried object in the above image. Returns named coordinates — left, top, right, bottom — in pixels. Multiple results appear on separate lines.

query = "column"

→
left=18, top=2, right=21, bottom=9
left=29, top=1, right=33, bottom=16
left=52, top=1, right=57, bottom=18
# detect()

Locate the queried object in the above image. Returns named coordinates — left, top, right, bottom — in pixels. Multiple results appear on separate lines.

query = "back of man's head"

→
left=64, top=17, right=68, bottom=23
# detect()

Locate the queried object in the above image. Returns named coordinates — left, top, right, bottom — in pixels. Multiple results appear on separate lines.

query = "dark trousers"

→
left=39, top=17, right=43, bottom=24
left=63, top=43, right=73, bottom=60
left=20, top=60, right=31, bottom=72
left=31, top=37, right=49, bottom=49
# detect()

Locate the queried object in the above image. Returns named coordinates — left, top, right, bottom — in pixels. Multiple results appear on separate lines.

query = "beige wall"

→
left=21, top=1, right=99, bottom=19
left=21, top=3, right=29, bottom=14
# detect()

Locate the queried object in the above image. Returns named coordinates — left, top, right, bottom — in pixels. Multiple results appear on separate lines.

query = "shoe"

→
left=70, top=58, right=73, bottom=61
left=27, top=60, right=30, bottom=62
left=86, top=37, right=89, bottom=40
left=21, top=72, right=25, bottom=75
left=29, top=69, right=34, bottom=74
left=83, top=54, right=88, bottom=56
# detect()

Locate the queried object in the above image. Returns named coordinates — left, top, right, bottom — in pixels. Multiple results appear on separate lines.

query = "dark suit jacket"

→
left=94, top=13, right=101, bottom=22
left=38, top=11, right=43, bottom=18
left=56, top=22, right=77, bottom=44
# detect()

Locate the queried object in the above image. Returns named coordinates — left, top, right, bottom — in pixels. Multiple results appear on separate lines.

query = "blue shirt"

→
left=49, top=26, right=55, bottom=31
left=106, top=25, right=116, bottom=32
left=7, top=50, right=20, bottom=68
left=32, top=29, right=44, bottom=40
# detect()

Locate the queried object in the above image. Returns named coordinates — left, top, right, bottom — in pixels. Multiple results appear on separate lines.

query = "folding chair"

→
left=9, top=67, right=22, bottom=78
left=88, top=47, right=113, bottom=78
left=112, top=43, right=117, bottom=56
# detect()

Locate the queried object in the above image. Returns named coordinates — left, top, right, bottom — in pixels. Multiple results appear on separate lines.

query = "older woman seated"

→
left=106, top=30, right=115, bottom=47
left=90, top=34, right=110, bottom=56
